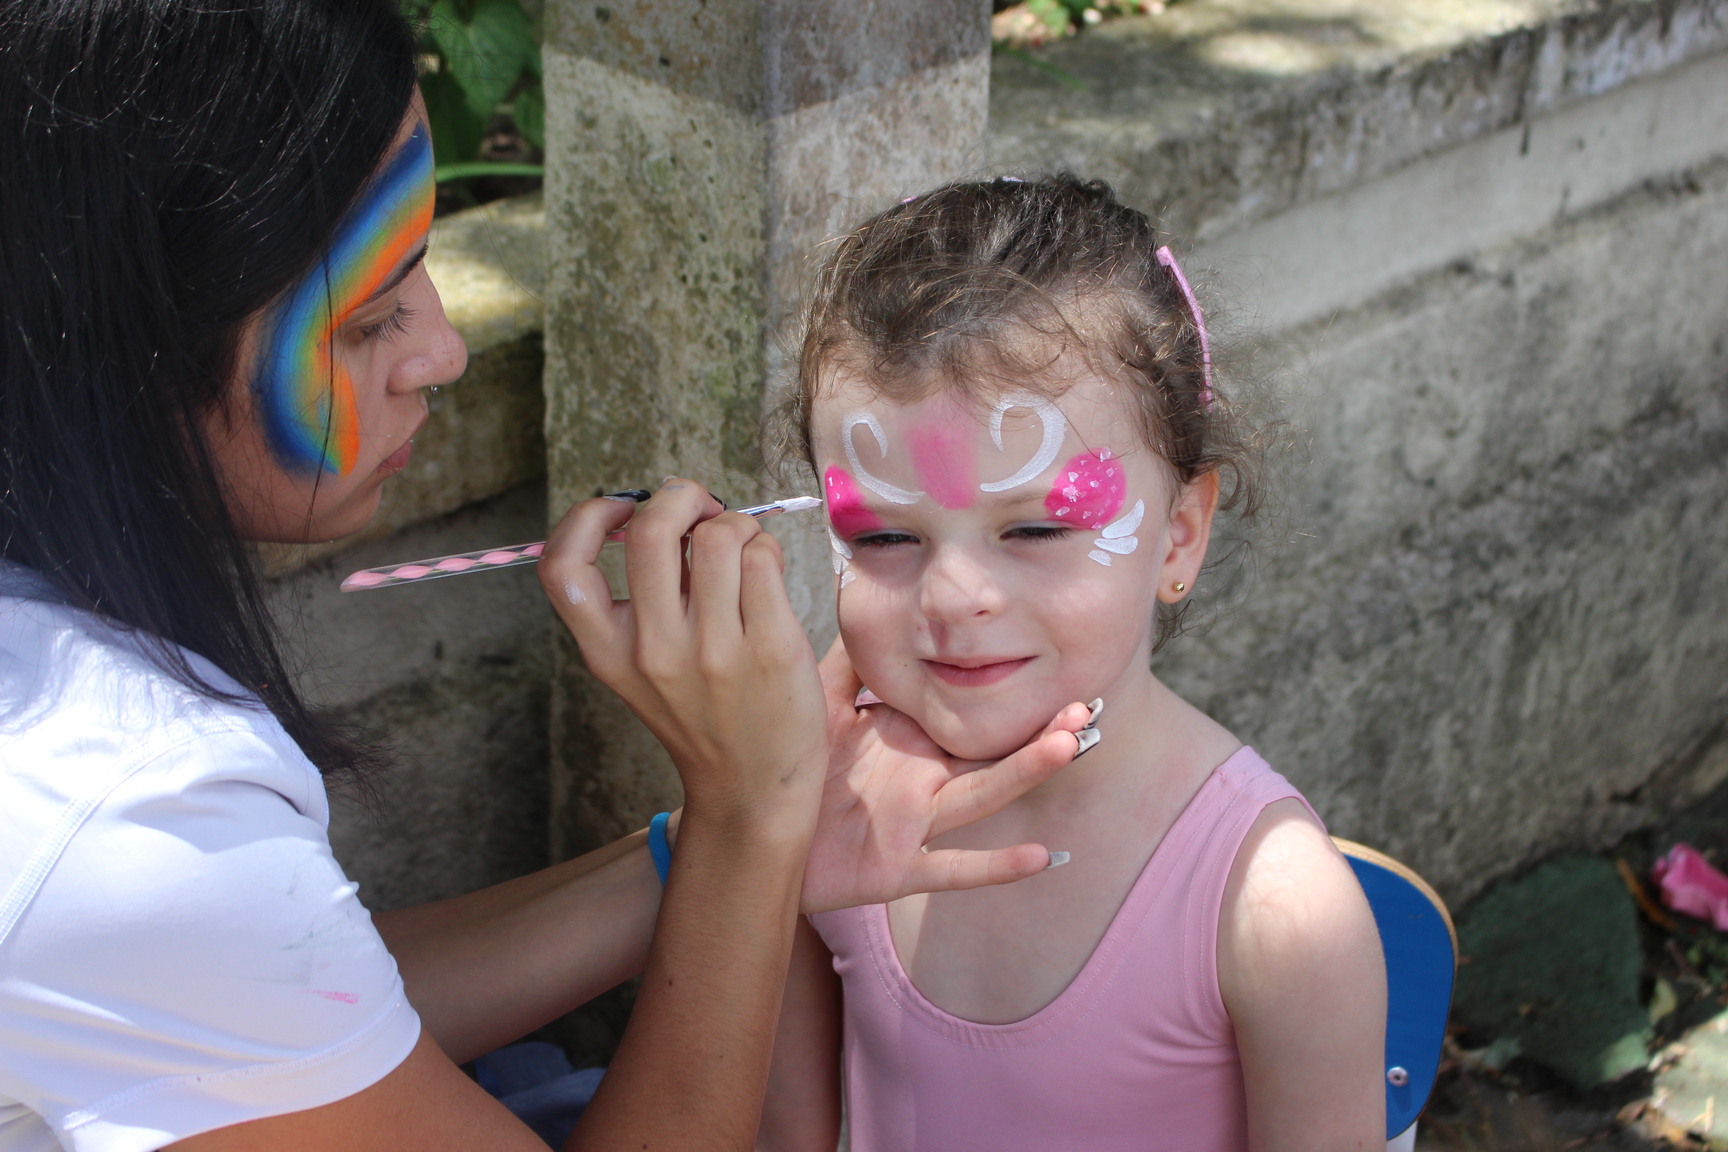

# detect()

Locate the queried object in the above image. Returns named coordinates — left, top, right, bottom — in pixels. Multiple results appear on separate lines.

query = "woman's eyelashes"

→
left=356, top=300, right=416, bottom=343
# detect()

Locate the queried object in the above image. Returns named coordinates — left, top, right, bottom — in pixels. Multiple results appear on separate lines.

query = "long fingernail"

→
left=1045, top=851, right=1071, bottom=870
left=1073, top=727, right=1101, bottom=759
left=1085, top=697, right=1104, bottom=727
left=603, top=489, right=652, bottom=502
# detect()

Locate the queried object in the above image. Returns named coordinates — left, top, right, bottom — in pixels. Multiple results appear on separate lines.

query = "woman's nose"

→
left=919, top=545, right=1009, bottom=623
left=392, top=277, right=468, bottom=394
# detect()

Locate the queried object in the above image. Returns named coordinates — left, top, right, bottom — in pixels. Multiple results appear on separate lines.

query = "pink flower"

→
left=1653, top=843, right=1728, bottom=931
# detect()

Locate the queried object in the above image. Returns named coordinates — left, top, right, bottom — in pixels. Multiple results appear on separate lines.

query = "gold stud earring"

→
left=1172, top=581, right=1186, bottom=594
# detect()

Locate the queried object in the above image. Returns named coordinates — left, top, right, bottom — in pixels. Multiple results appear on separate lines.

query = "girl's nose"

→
left=919, top=545, right=1009, bottom=623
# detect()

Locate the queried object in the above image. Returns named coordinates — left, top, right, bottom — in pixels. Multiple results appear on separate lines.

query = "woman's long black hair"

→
left=0, top=0, right=419, bottom=778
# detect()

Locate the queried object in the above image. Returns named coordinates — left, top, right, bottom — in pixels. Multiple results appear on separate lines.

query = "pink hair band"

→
left=1155, top=246, right=1213, bottom=410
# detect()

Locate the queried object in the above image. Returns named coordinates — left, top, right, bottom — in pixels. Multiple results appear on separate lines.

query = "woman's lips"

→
left=923, top=656, right=1034, bottom=688
left=378, top=438, right=414, bottom=475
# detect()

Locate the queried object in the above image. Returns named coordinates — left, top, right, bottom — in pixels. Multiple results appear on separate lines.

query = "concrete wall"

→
left=992, top=0, right=1728, bottom=903
left=540, top=0, right=992, bottom=859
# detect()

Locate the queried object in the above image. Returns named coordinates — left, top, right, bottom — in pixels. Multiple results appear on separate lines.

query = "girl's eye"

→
left=358, top=301, right=416, bottom=343
left=852, top=530, right=919, bottom=550
left=1005, top=524, right=1073, bottom=542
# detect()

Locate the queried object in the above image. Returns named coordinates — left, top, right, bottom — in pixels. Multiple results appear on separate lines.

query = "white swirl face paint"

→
left=979, top=394, right=1066, bottom=494
left=842, top=412, right=922, bottom=505
left=1087, top=499, right=1145, bottom=567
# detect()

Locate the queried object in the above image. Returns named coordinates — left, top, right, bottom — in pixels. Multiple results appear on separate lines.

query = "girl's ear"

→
left=1157, top=470, right=1219, bottom=604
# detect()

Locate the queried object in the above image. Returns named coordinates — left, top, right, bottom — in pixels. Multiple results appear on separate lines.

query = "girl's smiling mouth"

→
left=923, top=655, right=1035, bottom=687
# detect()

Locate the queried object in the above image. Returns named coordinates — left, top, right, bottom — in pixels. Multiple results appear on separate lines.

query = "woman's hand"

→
left=802, top=641, right=1090, bottom=914
left=539, top=480, right=828, bottom=823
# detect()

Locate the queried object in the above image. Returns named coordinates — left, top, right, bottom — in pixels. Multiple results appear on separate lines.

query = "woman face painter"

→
left=0, top=4, right=1090, bottom=1151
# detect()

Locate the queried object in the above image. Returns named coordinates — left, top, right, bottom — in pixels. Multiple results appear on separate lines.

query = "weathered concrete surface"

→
left=541, top=0, right=991, bottom=856
left=994, top=0, right=1728, bottom=903
left=276, top=483, right=553, bottom=912
left=265, top=195, right=553, bottom=911
left=991, top=0, right=1728, bottom=245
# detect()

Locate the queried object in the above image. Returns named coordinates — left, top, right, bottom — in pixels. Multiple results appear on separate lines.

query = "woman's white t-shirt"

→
left=0, top=566, right=420, bottom=1152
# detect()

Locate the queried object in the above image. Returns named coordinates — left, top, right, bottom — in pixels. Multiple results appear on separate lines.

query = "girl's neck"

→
left=1015, top=670, right=1240, bottom=823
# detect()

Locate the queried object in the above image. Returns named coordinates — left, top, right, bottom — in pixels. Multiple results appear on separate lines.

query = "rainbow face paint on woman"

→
left=253, top=124, right=435, bottom=476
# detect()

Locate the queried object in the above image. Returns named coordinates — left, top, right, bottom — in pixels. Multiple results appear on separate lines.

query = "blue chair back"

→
left=1334, top=839, right=1456, bottom=1142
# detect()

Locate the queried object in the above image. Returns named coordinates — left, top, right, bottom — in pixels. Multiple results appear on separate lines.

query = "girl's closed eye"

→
left=1005, top=523, right=1073, bottom=542
left=356, top=300, right=415, bottom=343
left=852, top=529, right=920, bottom=550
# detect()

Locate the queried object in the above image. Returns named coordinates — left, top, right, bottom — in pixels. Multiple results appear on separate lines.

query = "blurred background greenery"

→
left=402, top=0, right=546, bottom=210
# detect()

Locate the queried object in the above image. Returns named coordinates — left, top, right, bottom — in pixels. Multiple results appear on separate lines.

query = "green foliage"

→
left=402, top=0, right=545, bottom=182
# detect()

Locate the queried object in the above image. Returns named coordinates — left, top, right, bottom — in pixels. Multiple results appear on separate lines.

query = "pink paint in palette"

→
left=1045, top=449, right=1126, bottom=528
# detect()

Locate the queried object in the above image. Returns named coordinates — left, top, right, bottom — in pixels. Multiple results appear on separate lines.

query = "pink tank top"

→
left=809, top=748, right=1317, bottom=1152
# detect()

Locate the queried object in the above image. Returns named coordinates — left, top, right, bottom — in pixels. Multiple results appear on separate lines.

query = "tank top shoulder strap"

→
left=1095, top=747, right=1320, bottom=1036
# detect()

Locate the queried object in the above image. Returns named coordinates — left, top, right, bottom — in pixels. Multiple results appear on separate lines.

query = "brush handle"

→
left=341, top=542, right=545, bottom=591
left=340, top=497, right=818, bottom=592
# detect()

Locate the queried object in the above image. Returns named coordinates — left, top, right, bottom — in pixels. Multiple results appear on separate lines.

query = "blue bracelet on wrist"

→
left=648, top=811, right=673, bottom=885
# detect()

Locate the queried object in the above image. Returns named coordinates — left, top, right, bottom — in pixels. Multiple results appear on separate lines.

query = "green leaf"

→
left=428, top=0, right=536, bottom=120
left=1024, top=0, right=1073, bottom=37
left=419, top=67, right=487, bottom=167
left=512, top=82, right=545, bottom=151
left=435, top=161, right=545, bottom=183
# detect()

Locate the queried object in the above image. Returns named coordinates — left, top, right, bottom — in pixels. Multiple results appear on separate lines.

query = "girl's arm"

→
left=757, top=917, right=843, bottom=1152
left=1218, top=799, right=1387, bottom=1152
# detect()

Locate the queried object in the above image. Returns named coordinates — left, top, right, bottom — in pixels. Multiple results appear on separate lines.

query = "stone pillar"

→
left=541, top=0, right=991, bottom=858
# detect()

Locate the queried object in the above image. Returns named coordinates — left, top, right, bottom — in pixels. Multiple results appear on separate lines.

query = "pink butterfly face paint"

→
left=1044, top=449, right=1126, bottom=528
left=253, top=123, right=435, bottom=476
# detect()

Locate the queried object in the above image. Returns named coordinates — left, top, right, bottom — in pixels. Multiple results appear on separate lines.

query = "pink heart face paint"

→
left=253, top=123, right=435, bottom=476
left=1045, top=449, right=1126, bottom=528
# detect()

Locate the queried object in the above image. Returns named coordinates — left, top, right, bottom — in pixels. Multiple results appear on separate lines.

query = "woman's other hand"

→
left=539, top=479, right=828, bottom=824
left=802, top=641, right=1089, bottom=914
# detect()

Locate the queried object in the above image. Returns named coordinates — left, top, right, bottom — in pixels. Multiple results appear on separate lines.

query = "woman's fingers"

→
left=539, top=495, right=639, bottom=645
left=686, top=511, right=761, bottom=661
left=908, top=843, right=1056, bottom=895
left=816, top=635, right=864, bottom=718
left=926, top=704, right=1090, bottom=842
left=621, top=479, right=724, bottom=646
left=737, top=531, right=799, bottom=645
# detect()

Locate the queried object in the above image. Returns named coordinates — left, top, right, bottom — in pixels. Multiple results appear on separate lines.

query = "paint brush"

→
left=340, top=495, right=823, bottom=592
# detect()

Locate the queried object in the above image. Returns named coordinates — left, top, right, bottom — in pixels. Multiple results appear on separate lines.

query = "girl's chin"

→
left=923, top=713, right=1049, bottom=764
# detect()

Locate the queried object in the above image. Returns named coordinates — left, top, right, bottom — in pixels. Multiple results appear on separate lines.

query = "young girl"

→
left=763, top=175, right=1388, bottom=1151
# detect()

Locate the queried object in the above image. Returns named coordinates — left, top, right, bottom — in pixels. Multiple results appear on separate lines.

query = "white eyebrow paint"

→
left=979, top=394, right=1065, bottom=493
left=842, top=412, right=922, bottom=505
left=1089, top=499, right=1145, bottom=566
